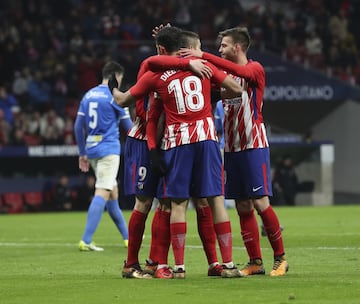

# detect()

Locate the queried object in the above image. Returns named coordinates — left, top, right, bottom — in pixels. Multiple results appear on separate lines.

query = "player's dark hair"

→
left=180, top=30, right=200, bottom=49
left=218, top=27, right=251, bottom=52
left=102, top=61, right=124, bottom=79
left=155, top=26, right=183, bottom=53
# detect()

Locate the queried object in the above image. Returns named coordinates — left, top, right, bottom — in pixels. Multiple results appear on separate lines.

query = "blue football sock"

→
left=106, top=199, right=129, bottom=240
left=82, top=195, right=106, bottom=244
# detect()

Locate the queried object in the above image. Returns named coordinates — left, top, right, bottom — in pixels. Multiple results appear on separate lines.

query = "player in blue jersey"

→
left=74, top=61, right=133, bottom=251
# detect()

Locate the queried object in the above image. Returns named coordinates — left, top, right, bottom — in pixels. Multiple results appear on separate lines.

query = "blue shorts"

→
left=123, top=137, right=158, bottom=197
left=157, top=140, right=223, bottom=199
left=224, top=148, right=272, bottom=200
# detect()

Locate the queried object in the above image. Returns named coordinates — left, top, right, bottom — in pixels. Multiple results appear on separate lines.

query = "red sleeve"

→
left=205, top=62, right=227, bottom=85
left=137, top=59, right=149, bottom=79
left=146, top=55, right=190, bottom=72
left=146, top=95, right=163, bottom=150
left=202, top=52, right=264, bottom=84
left=129, top=71, right=154, bottom=100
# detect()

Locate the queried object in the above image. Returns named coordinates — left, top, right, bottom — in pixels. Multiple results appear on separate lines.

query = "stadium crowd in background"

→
left=0, top=1, right=358, bottom=147
left=0, top=0, right=359, bottom=149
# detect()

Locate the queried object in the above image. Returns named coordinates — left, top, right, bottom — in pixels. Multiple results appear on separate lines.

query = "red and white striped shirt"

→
left=223, top=83, right=269, bottom=152
left=127, top=56, right=192, bottom=141
left=161, top=116, right=217, bottom=150
left=201, top=52, right=269, bottom=152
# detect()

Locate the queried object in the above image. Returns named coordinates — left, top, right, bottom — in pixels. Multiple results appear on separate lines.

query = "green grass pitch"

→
left=1, top=205, right=359, bottom=304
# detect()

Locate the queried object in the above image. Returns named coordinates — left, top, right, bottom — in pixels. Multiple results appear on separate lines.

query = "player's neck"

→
left=236, top=54, right=248, bottom=66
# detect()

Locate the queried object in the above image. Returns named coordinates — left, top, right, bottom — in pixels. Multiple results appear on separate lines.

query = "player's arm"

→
left=74, top=113, right=86, bottom=156
left=180, top=49, right=262, bottom=84
left=111, top=88, right=136, bottom=108
left=146, top=55, right=212, bottom=79
left=110, top=71, right=154, bottom=107
left=209, top=62, right=243, bottom=96
left=118, top=107, right=133, bottom=134
left=203, top=52, right=263, bottom=84
left=74, top=111, right=89, bottom=172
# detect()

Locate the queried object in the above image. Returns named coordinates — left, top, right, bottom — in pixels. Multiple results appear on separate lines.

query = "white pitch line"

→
left=0, top=243, right=359, bottom=250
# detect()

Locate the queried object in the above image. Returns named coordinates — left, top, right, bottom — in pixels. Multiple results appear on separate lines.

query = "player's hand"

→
left=149, top=149, right=167, bottom=176
left=179, top=48, right=203, bottom=58
left=189, top=59, right=213, bottom=79
left=152, top=23, right=171, bottom=38
left=79, top=156, right=90, bottom=172
left=108, top=73, right=119, bottom=94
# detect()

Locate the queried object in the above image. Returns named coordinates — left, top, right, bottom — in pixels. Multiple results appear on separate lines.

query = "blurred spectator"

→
left=52, top=174, right=73, bottom=211
left=0, top=84, right=20, bottom=125
left=328, top=10, right=348, bottom=41
left=11, top=67, right=32, bottom=108
left=285, top=38, right=307, bottom=64
left=305, top=30, right=324, bottom=69
left=10, top=127, right=26, bottom=146
left=39, top=109, right=65, bottom=145
left=28, top=70, right=51, bottom=113
left=77, top=51, right=102, bottom=93
left=174, top=0, right=192, bottom=30
left=272, top=155, right=298, bottom=206
left=26, top=111, right=41, bottom=136
left=0, top=109, right=11, bottom=146
left=51, top=63, right=68, bottom=117
left=63, top=116, right=75, bottom=145
left=75, top=174, right=96, bottom=211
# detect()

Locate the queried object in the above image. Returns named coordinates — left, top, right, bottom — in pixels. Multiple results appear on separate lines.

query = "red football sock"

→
left=170, top=222, right=186, bottom=266
left=148, top=207, right=161, bottom=262
left=155, top=210, right=171, bottom=264
left=259, top=206, right=285, bottom=257
left=196, top=205, right=218, bottom=265
left=126, top=209, right=147, bottom=266
left=238, top=209, right=262, bottom=260
left=214, top=221, right=233, bottom=264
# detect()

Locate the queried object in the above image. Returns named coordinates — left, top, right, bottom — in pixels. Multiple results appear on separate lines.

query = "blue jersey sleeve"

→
left=119, top=108, right=133, bottom=134
left=74, top=113, right=86, bottom=156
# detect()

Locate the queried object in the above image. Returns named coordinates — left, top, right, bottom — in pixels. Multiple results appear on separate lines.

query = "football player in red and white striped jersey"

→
left=180, top=26, right=289, bottom=277
left=119, top=26, right=212, bottom=279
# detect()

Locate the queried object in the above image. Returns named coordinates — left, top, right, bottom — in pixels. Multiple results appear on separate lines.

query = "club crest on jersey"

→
left=160, top=70, right=177, bottom=81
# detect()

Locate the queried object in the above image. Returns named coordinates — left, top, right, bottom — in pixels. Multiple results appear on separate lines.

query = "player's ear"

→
left=235, top=43, right=244, bottom=53
left=157, top=45, right=166, bottom=55
left=116, top=73, right=124, bottom=86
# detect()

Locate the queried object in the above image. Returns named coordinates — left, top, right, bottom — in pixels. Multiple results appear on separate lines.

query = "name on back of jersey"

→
left=85, top=90, right=108, bottom=99
left=160, top=70, right=177, bottom=82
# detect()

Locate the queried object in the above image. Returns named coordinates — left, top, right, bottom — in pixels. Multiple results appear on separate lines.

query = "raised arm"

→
left=109, top=71, right=155, bottom=107
left=180, top=48, right=263, bottom=84
left=111, top=88, right=136, bottom=108
left=146, top=55, right=213, bottom=79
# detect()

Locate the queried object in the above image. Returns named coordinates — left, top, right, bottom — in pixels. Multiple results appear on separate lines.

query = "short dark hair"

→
left=180, top=30, right=200, bottom=48
left=155, top=26, right=183, bottom=53
left=102, top=61, right=124, bottom=79
left=218, top=27, right=251, bottom=52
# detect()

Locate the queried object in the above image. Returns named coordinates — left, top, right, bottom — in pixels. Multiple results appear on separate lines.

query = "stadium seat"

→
left=23, top=191, right=43, bottom=211
left=3, top=192, right=24, bottom=214
left=23, top=134, right=42, bottom=146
